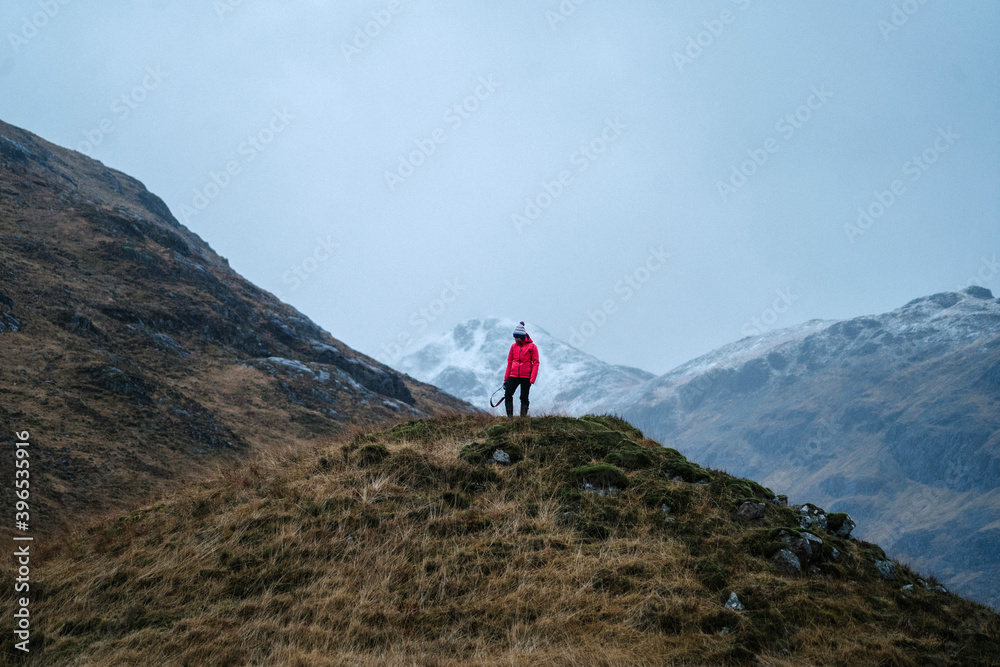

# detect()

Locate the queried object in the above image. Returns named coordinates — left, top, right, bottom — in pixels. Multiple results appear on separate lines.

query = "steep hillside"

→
left=0, top=118, right=472, bottom=535
left=393, top=317, right=654, bottom=414
left=6, top=416, right=998, bottom=665
left=601, top=289, right=1000, bottom=609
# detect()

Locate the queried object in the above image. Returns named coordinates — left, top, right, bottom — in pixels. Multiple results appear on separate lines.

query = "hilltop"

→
left=8, top=415, right=999, bottom=665
left=0, top=118, right=472, bottom=535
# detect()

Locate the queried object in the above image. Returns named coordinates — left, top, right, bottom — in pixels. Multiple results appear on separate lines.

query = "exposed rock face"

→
left=771, top=549, right=802, bottom=576
left=601, top=289, right=1000, bottom=609
left=775, top=529, right=824, bottom=568
left=737, top=501, right=766, bottom=522
left=876, top=560, right=899, bottom=580
left=798, top=503, right=828, bottom=533
left=0, top=117, right=474, bottom=535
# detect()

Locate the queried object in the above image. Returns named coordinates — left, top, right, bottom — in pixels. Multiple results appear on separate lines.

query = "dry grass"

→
left=4, top=415, right=999, bottom=665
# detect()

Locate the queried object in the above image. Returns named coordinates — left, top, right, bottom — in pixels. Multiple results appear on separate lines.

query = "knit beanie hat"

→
left=513, top=321, right=527, bottom=338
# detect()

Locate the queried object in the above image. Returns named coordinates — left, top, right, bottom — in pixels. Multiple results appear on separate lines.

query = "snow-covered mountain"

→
left=394, top=317, right=654, bottom=414
left=598, top=287, right=1000, bottom=610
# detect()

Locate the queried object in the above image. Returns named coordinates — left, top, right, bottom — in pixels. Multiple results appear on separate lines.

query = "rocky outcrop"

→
left=311, top=342, right=414, bottom=405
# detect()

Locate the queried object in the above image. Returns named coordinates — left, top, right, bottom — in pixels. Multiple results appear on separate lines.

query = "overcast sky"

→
left=2, top=1, right=998, bottom=374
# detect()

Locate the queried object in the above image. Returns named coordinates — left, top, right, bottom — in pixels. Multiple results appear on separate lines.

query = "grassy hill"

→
left=7, top=415, right=998, bottom=665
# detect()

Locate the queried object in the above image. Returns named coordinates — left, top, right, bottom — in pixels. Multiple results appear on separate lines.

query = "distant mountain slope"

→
left=600, top=289, right=1000, bottom=609
left=0, top=118, right=472, bottom=534
left=393, top=317, right=654, bottom=414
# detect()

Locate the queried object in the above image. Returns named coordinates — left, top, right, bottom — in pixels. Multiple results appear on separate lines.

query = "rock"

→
left=492, top=449, right=511, bottom=465
left=696, top=478, right=709, bottom=485
left=719, top=627, right=730, bottom=636
left=581, top=481, right=620, bottom=497
left=798, top=503, right=828, bottom=532
left=0, top=311, right=21, bottom=333
left=802, top=532, right=824, bottom=556
left=827, top=512, right=856, bottom=538
left=311, top=342, right=414, bottom=404
left=771, top=549, right=802, bottom=576
left=772, top=495, right=788, bottom=507
left=933, top=585, right=948, bottom=594
left=902, top=584, right=914, bottom=591
left=875, top=560, right=898, bottom=580
left=830, top=546, right=840, bottom=560
left=737, top=501, right=766, bottom=521
left=56, top=311, right=100, bottom=336
left=724, top=592, right=745, bottom=611
left=776, top=529, right=823, bottom=567
left=671, top=475, right=684, bottom=483
left=150, top=332, right=190, bottom=357
left=660, top=504, right=672, bottom=514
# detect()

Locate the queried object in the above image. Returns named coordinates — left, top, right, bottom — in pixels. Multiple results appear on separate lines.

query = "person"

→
left=503, top=321, right=539, bottom=418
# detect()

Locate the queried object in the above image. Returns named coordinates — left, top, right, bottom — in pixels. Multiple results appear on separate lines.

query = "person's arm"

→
left=530, top=345, right=539, bottom=384
left=504, top=345, right=513, bottom=382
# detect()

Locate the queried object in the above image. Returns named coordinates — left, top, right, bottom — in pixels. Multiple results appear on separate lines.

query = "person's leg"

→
left=519, top=378, right=531, bottom=417
left=503, top=377, right=516, bottom=418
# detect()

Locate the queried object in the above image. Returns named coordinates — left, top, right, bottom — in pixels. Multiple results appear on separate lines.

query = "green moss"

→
left=603, top=443, right=655, bottom=471
left=385, top=419, right=436, bottom=442
left=857, top=542, right=888, bottom=562
left=484, top=423, right=512, bottom=441
left=773, top=505, right=800, bottom=527
left=579, top=414, right=645, bottom=441
left=570, top=463, right=630, bottom=490
left=629, top=475, right=693, bottom=513
left=656, top=449, right=711, bottom=482
left=718, top=477, right=774, bottom=502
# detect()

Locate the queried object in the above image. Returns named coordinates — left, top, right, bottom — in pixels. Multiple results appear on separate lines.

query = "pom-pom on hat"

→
left=513, top=321, right=527, bottom=338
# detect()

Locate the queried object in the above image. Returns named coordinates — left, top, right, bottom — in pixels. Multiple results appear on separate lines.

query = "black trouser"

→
left=504, top=377, right=531, bottom=417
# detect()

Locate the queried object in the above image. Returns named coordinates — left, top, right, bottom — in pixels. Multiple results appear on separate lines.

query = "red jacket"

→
left=505, top=335, right=539, bottom=383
